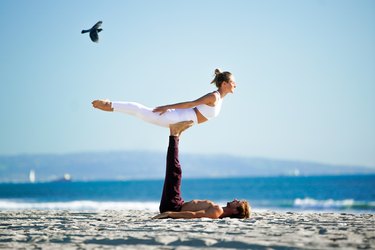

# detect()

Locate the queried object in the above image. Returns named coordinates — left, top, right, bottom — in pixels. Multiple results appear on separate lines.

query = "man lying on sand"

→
left=153, top=121, right=251, bottom=219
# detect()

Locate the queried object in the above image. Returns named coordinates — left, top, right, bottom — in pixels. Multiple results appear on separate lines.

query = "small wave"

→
left=0, top=200, right=160, bottom=211
left=293, top=198, right=375, bottom=210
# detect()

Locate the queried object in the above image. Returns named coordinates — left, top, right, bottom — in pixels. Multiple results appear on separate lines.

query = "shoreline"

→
left=1, top=210, right=374, bottom=249
left=1, top=199, right=374, bottom=214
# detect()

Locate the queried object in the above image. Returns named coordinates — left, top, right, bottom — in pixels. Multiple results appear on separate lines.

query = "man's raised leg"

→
left=159, top=121, right=193, bottom=213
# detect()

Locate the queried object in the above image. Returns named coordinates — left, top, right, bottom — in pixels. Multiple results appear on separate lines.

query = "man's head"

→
left=225, top=199, right=251, bottom=219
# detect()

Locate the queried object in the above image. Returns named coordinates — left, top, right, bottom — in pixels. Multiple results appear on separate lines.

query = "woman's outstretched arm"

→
left=153, top=92, right=217, bottom=115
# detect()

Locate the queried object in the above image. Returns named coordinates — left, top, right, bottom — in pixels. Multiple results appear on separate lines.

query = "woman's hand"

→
left=153, top=106, right=170, bottom=115
left=152, top=211, right=172, bottom=219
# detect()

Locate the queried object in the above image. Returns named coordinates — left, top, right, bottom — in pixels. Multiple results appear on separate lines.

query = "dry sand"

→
left=0, top=210, right=374, bottom=249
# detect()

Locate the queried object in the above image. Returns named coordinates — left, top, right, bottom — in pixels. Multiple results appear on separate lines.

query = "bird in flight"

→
left=81, top=21, right=103, bottom=43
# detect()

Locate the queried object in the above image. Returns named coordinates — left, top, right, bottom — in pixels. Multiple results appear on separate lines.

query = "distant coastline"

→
left=0, top=151, right=374, bottom=183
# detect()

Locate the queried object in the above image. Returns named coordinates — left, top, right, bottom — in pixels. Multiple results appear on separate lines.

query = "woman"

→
left=92, top=69, right=236, bottom=127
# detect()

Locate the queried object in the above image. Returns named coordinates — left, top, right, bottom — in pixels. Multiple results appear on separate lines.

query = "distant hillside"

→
left=0, top=151, right=374, bottom=182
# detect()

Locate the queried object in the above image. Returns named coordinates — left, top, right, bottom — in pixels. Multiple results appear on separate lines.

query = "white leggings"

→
left=112, top=101, right=198, bottom=128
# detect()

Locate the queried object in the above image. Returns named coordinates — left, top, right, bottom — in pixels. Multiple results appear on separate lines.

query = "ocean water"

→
left=0, top=175, right=374, bottom=213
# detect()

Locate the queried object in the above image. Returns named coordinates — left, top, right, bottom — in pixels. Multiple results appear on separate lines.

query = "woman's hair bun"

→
left=211, top=68, right=231, bottom=87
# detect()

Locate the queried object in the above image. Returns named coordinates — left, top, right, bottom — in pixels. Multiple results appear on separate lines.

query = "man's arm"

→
left=153, top=205, right=223, bottom=219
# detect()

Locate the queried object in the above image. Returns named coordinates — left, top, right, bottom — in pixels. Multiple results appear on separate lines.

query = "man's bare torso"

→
left=181, top=200, right=223, bottom=213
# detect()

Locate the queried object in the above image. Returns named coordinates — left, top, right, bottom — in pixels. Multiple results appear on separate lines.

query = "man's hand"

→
left=152, top=212, right=171, bottom=219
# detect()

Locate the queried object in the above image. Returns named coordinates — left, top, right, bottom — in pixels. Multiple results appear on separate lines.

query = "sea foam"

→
left=0, top=200, right=160, bottom=211
left=293, top=197, right=374, bottom=210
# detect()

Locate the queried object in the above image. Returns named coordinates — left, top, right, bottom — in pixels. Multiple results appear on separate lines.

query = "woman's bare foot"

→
left=92, top=99, right=114, bottom=112
left=169, top=121, right=194, bottom=137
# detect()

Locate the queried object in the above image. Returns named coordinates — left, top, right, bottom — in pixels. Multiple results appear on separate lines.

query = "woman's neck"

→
left=217, top=88, right=228, bottom=98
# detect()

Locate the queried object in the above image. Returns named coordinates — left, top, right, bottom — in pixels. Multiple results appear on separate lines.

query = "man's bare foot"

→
left=169, top=121, right=194, bottom=137
left=92, top=99, right=114, bottom=112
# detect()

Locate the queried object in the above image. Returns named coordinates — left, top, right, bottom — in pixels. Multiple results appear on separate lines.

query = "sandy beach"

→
left=0, top=210, right=373, bottom=249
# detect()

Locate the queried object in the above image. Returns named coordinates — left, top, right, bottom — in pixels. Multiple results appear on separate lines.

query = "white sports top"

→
left=195, top=91, right=223, bottom=119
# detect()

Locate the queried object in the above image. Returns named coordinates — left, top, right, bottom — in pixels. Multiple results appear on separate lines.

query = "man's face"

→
left=226, top=199, right=242, bottom=209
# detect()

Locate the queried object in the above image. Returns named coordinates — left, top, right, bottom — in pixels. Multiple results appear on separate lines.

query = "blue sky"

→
left=0, top=0, right=374, bottom=167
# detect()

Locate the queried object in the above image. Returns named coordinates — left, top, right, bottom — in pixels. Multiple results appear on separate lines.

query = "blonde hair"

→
left=210, top=68, right=232, bottom=88
left=230, top=200, right=251, bottom=219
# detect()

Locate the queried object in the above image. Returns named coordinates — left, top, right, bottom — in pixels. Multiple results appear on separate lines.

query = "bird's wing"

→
left=90, top=30, right=99, bottom=42
left=92, top=21, right=103, bottom=30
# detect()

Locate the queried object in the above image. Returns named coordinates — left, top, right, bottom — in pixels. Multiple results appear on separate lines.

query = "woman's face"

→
left=224, top=75, right=237, bottom=93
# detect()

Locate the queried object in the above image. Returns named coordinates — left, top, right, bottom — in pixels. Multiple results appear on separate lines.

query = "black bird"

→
left=81, top=21, right=103, bottom=43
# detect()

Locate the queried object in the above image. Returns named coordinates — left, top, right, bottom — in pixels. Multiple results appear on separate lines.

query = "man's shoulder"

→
left=211, top=204, right=223, bottom=212
left=207, top=204, right=223, bottom=219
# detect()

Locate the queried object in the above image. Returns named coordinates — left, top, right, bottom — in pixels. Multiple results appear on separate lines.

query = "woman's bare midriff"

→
left=194, top=107, right=208, bottom=124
